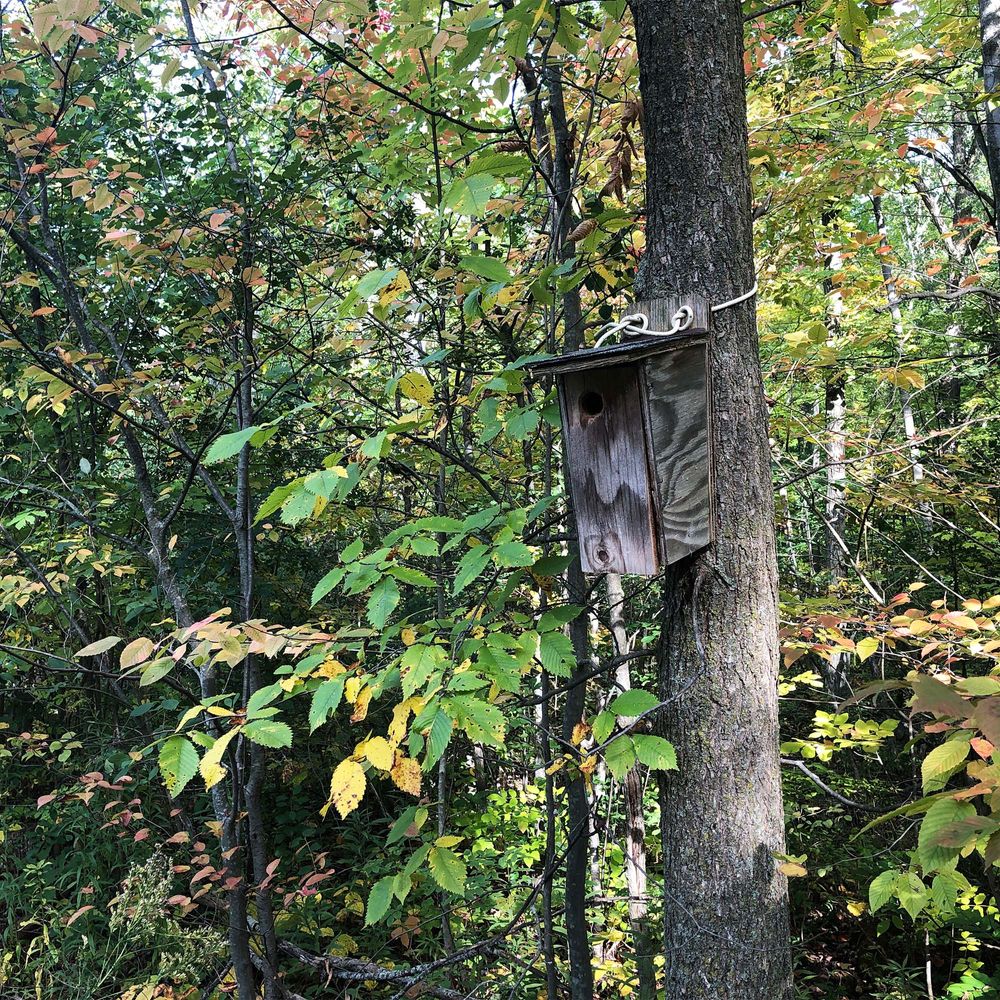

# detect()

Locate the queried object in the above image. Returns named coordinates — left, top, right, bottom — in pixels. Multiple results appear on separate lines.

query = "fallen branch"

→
left=781, top=758, right=881, bottom=812
left=246, top=913, right=496, bottom=1000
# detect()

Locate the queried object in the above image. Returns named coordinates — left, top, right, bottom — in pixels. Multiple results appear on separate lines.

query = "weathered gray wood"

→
left=531, top=327, right=707, bottom=376
left=641, top=344, right=714, bottom=563
left=629, top=294, right=710, bottom=336
left=559, top=365, right=659, bottom=575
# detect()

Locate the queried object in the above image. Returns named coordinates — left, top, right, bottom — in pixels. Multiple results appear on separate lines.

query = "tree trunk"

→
left=605, top=574, right=655, bottom=1000
left=979, top=0, right=1000, bottom=232
left=629, top=3, right=793, bottom=997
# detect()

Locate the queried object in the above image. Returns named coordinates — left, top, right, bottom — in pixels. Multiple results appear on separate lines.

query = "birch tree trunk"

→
left=629, top=3, right=793, bottom=996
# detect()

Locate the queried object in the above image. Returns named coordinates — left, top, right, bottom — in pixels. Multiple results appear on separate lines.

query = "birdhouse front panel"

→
left=558, top=364, right=659, bottom=576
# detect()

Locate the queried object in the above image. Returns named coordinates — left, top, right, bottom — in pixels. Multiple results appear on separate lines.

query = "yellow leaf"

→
left=315, top=659, right=345, bottom=679
left=856, top=636, right=880, bottom=663
left=398, top=372, right=434, bottom=407
left=390, top=757, right=421, bottom=797
left=572, top=721, right=591, bottom=745
left=345, top=676, right=361, bottom=704
left=778, top=862, right=808, bottom=877
left=947, top=614, right=980, bottom=631
left=351, top=686, right=372, bottom=723
left=364, top=736, right=394, bottom=771
left=200, top=728, right=239, bottom=790
left=388, top=699, right=416, bottom=744
left=323, top=759, right=366, bottom=819
left=847, top=901, right=867, bottom=916
left=401, top=627, right=417, bottom=646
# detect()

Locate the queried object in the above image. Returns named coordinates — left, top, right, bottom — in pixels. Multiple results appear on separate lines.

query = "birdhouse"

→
left=531, top=297, right=714, bottom=576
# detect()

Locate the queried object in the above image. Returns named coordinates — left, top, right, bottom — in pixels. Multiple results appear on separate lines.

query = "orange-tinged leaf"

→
left=778, top=862, right=808, bottom=877
left=66, top=905, right=94, bottom=926
left=390, top=757, right=421, bottom=797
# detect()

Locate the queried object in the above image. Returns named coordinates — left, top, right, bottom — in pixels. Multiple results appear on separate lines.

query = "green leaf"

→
left=401, top=643, right=444, bottom=699
left=139, top=658, right=174, bottom=686
left=461, top=255, right=512, bottom=283
left=453, top=545, right=491, bottom=595
left=538, top=631, right=574, bottom=678
left=243, top=719, right=293, bottom=749
left=311, top=566, right=345, bottom=606
left=388, top=805, right=427, bottom=845
left=605, top=735, right=636, bottom=780
left=247, top=683, right=282, bottom=717
left=634, top=735, right=678, bottom=771
left=342, top=538, right=364, bottom=562
left=896, top=871, right=927, bottom=920
left=465, top=153, right=529, bottom=178
left=390, top=565, right=436, bottom=588
left=869, top=870, right=900, bottom=913
left=403, top=842, right=431, bottom=877
left=367, top=577, right=401, bottom=629
left=445, top=174, right=495, bottom=216
left=365, top=876, right=396, bottom=925
left=159, top=736, right=199, bottom=797
left=504, top=407, right=539, bottom=442
left=532, top=555, right=571, bottom=576
left=205, top=425, right=277, bottom=464
left=309, top=676, right=346, bottom=732
left=75, top=635, right=122, bottom=657
left=921, top=738, right=971, bottom=793
left=538, top=605, right=582, bottom=631
left=494, top=541, right=534, bottom=567
left=836, top=0, right=869, bottom=47
left=610, top=689, right=659, bottom=717
left=424, top=709, right=453, bottom=770
left=916, top=797, right=975, bottom=872
left=428, top=846, right=467, bottom=895
left=592, top=710, right=616, bottom=744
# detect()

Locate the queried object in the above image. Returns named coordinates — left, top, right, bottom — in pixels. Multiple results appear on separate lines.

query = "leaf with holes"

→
left=243, top=720, right=292, bottom=749
left=323, top=759, right=366, bottom=820
left=159, top=735, right=199, bottom=797
left=634, top=735, right=677, bottom=771
left=428, top=846, right=466, bottom=895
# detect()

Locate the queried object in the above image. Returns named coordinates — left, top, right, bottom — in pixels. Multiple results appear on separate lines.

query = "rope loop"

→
left=594, top=281, right=758, bottom=349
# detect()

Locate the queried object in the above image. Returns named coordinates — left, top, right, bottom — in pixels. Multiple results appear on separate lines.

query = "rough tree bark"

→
left=629, top=3, right=793, bottom=997
left=979, top=0, right=1000, bottom=233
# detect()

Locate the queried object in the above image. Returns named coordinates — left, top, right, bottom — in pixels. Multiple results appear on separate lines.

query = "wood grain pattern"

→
left=559, top=365, right=659, bottom=575
left=641, top=343, right=714, bottom=563
left=628, top=294, right=710, bottom=336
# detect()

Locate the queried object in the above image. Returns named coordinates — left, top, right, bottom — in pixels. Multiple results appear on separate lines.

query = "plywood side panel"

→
left=560, top=365, right=659, bottom=575
left=641, top=344, right=714, bottom=563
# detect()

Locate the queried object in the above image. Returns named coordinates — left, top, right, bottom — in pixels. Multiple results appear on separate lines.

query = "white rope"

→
left=594, top=281, right=758, bottom=349
left=710, top=280, right=759, bottom=314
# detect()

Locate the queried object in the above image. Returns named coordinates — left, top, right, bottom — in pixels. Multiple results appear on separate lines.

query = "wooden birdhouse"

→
left=531, top=297, right=714, bottom=576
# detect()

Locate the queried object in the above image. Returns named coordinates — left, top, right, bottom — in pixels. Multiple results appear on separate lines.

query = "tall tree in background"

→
left=629, top=1, right=793, bottom=997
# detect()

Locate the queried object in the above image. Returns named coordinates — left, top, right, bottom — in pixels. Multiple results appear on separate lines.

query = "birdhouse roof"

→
left=529, top=329, right=708, bottom=377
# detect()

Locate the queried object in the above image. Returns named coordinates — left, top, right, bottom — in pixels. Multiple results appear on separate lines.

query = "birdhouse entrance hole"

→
left=579, top=390, right=604, bottom=417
